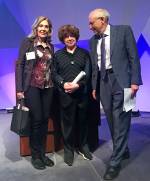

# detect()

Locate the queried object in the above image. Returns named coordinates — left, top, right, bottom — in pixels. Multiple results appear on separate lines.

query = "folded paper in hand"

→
left=123, top=88, right=136, bottom=112
left=72, top=71, right=86, bottom=83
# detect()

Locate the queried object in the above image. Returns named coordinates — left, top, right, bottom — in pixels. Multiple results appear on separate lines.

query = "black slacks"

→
left=99, top=71, right=131, bottom=167
left=25, top=86, right=53, bottom=159
left=59, top=91, right=89, bottom=154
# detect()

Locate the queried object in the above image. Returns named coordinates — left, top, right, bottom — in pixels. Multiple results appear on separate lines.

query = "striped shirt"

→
left=53, top=47, right=91, bottom=90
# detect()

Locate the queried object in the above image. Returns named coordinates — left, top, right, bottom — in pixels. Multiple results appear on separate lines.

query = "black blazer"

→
left=52, top=47, right=91, bottom=94
left=16, top=37, right=54, bottom=92
left=89, top=25, right=143, bottom=90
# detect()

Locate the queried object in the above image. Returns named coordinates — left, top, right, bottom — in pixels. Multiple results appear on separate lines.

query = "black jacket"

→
left=52, top=47, right=91, bottom=94
left=16, top=37, right=54, bottom=92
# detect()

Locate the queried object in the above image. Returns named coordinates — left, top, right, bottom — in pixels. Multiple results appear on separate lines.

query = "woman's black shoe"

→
left=64, top=157, right=73, bottom=166
left=31, top=158, right=46, bottom=170
left=42, top=156, right=54, bottom=167
left=64, top=151, right=74, bottom=166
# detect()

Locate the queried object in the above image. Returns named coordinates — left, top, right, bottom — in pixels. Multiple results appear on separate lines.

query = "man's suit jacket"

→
left=89, top=25, right=142, bottom=91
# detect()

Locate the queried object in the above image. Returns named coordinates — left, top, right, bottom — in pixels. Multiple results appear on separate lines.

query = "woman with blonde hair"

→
left=16, top=16, right=54, bottom=169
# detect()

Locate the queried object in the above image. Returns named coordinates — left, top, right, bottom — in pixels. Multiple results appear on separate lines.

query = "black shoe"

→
left=31, top=158, right=46, bottom=170
left=64, top=156, right=73, bottom=166
left=64, top=151, right=74, bottom=166
left=103, top=165, right=121, bottom=180
left=42, top=156, right=54, bottom=167
left=64, top=158, right=73, bottom=166
left=122, top=151, right=130, bottom=160
left=78, top=149, right=93, bottom=160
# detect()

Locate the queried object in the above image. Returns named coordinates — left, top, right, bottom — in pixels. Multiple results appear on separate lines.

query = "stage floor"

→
left=0, top=112, right=150, bottom=181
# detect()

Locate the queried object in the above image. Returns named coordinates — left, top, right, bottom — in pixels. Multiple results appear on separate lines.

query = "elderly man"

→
left=88, top=8, right=142, bottom=180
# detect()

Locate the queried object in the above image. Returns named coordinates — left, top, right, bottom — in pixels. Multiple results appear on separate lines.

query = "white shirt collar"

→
left=104, top=24, right=110, bottom=36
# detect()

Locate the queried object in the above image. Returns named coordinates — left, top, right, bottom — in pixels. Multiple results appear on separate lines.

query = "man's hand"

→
left=131, top=84, right=139, bottom=96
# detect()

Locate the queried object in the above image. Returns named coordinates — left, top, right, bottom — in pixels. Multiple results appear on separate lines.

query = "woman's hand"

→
left=64, top=82, right=79, bottom=93
left=16, top=92, right=24, bottom=99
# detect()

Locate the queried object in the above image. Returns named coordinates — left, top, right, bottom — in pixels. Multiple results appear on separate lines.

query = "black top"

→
left=52, top=47, right=91, bottom=93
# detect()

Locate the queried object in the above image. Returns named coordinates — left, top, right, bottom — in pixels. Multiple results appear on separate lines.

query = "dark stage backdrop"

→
left=0, top=0, right=150, bottom=111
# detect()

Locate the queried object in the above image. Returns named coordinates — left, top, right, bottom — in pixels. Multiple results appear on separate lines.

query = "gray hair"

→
left=89, top=8, right=110, bottom=22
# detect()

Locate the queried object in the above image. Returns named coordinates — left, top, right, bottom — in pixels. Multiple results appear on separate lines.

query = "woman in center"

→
left=53, top=24, right=92, bottom=166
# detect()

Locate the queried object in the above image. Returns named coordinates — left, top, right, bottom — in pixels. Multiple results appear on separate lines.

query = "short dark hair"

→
left=58, top=24, right=80, bottom=43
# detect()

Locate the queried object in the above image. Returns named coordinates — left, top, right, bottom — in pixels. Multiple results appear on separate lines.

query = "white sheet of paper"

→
left=123, top=88, right=136, bottom=112
left=72, top=71, right=86, bottom=83
left=26, top=51, right=36, bottom=60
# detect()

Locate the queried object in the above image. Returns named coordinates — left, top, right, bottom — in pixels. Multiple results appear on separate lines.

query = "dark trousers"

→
left=25, top=86, right=53, bottom=159
left=99, top=71, right=131, bottom=167
left=59, top=91, right=89, bottom=154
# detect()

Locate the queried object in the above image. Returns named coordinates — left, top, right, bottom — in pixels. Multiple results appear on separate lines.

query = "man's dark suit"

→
left=89, top=25, right=142, bottom=167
